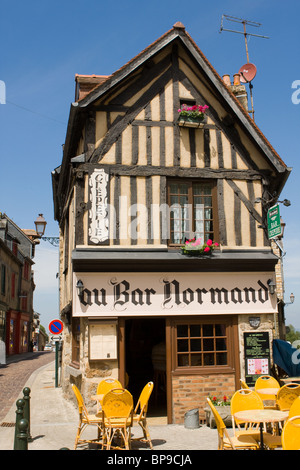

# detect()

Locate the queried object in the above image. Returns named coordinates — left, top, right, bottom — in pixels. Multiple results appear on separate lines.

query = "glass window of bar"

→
left=176, top=323, right=228, bottom=368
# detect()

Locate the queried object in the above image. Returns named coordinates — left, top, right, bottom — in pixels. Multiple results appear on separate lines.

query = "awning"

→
left=273, top=339, right=300, bottom=377
left=72, top=248, right=279, bottom=273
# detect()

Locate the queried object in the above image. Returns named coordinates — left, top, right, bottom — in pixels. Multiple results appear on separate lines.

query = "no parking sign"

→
left=49, top=319, right=64, bottom=335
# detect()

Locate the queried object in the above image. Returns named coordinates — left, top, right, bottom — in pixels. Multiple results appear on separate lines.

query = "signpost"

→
left=267, top=204, right=281, bottom=239
left=49, top=320, right=63, bottom=387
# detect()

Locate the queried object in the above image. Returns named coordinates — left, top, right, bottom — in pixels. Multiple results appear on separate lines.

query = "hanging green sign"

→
left=267, top=204, right=281, bottom=239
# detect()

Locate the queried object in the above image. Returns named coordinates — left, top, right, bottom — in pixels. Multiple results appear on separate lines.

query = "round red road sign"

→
left=49, top=319, right=64, bottom=335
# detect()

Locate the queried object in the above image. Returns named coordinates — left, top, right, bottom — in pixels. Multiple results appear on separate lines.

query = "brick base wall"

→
left=172, top=373, right=236, bottom=424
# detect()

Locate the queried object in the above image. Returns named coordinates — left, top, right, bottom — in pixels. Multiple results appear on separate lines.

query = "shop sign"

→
left=267, top=204, right=281, bottom=239
left=73, top=272, right=277, bottom=317
left=89, top=169, right=109, bottom=244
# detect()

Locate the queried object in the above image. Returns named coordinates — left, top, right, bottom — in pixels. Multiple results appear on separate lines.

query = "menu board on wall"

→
left=244, top=332, right=270, bottom=386
left=89, top=322, right=117, bottom=360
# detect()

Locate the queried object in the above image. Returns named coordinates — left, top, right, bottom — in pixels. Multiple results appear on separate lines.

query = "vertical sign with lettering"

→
left=89, top=169, right=109, bottom=244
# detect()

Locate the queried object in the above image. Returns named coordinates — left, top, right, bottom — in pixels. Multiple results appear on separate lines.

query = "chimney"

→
left=75, top=74, right=109, bottom=101
left=222, top=74, right=231, bottom=86
left=223, top=73, right=248, bottom=111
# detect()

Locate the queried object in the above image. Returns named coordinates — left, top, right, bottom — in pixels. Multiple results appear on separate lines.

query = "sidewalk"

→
left=0, top=360, right=219, bottom=451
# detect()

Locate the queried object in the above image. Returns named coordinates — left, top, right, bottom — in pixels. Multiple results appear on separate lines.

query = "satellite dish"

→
left=238, top=63, right=257, bottom=83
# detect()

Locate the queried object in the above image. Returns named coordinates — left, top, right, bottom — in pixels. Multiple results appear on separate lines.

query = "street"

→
left=0, top=351, right=54, bottom=423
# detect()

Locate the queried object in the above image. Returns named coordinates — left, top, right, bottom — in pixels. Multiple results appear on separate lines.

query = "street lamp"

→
left=285, top=293, right=295, bottom=306
left=254, top=197, right=291, bottom=207
left=34, top=214, right=59, bottom=247
left=34, top=214, right=47, bottom=237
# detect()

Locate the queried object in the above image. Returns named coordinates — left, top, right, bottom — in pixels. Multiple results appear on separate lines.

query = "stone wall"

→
left=61, top=317, right=119, bottom=411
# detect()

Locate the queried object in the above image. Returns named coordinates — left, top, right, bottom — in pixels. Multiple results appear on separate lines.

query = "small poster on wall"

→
left=247, top=358, right=269, bottom=376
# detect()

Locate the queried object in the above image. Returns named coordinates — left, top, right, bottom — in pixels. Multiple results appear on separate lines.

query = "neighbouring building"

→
left=52, top=23, right=291, bottom=423
left=0, top=213, right=36, bottom=362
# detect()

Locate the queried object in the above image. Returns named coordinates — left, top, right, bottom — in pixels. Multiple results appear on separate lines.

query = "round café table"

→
left=281, top=377, right=300, bottom=384
left=234, top=409, right=288, bottom=450
left=91, top=394, right=105, bottom=413
left=255, top=388, right=280, bottom=396
left=256, top=388, right=280, bottom=405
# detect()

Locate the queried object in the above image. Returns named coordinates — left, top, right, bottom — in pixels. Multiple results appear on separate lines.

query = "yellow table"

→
left=234, top=409, right=288, bottom=450
left=256, top=388, right=279, bottom=396
left=281, top=377, right=300, bottom=384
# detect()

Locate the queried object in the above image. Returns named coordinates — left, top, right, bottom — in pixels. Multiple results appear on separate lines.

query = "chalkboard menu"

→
left=244, top=332, right=270, bottom=386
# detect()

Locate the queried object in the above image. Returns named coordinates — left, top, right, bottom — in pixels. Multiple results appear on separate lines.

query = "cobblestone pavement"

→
left=0, top=351, right=54, bottom=422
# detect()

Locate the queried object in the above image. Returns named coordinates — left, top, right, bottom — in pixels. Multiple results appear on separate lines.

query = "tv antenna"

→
left=220, top=15, right=269, bottom=121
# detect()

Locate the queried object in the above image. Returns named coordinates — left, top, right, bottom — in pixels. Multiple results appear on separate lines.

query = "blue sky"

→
left=0, top=0, right=299, bottom=333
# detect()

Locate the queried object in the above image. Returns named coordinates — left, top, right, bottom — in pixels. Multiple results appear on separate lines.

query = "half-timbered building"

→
left=52, top=23, right=290, bottom=423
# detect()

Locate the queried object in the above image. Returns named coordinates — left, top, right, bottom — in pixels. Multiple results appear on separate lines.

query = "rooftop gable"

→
left=56, top=22, right=290, bottom=217
left=76, top=23, right=287, bottom=170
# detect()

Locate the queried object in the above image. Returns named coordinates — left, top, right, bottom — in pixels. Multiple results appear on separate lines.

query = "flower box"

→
left=178, top=116, right=205, bottom=128
left=204, top=405, right=232, bottom=428
left=177, top=103, right=208, bottom=128
left=180, top=238, right=219, bottom=257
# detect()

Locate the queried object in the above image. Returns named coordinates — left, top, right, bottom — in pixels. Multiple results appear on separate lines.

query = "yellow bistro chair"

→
left=71, top=384, right=102, bottom=450
left=255, top=375, right=280, bottom=403
left=101, top=388, right=134, bottom=450
left=255, top=375, right=280, bottom=390
left=95, top=378, right=122, bottom=412
left=231, top=389, right=281, bottom=450
left=131, top=381, right=154, bottom=449
left=276, top=383, right=300, bottom=411
left=289, top=395, right=300, bottom=418
left=206, top=398, right=259, bottom=450
left=239, top=379, right=249, bottom=389
left=281, top=416, right=300, bottom=450
left=97, top=378, right=122, bottom=395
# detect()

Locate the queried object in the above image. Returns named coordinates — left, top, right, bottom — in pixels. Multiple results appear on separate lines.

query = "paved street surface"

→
left=0, top=352, right=54, bottom=422
left=0, top=353, right=221, bottom=451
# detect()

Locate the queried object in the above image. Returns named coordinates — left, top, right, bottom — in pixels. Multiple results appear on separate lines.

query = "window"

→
left=0, top=310, right=5, bottom=342
left=168, top=180, right=217, bottom=245
left=21, top=292, right=28, bottom=311
left=23, top=261, right=29, bottom=281
left=72, top=317, right=80, bottom=366
left=1, top=265, right=6, bottom=295
left=11, top=273, right=16, bottom=299
left=180, top=98, right=196, bottom=108
left=173, top=319, right=234, bottom=373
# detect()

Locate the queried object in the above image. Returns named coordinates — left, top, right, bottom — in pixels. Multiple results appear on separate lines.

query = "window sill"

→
left=172, top=366, right=234, bottom=376
left=66, top=363, right=82, bottom=378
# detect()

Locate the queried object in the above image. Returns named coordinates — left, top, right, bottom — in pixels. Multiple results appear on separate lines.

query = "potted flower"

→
left=205, top=395, right=232, bottom=428
left=178, top=104, right=209, bottom=124
left=180, top=238, right=219, bottom=256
